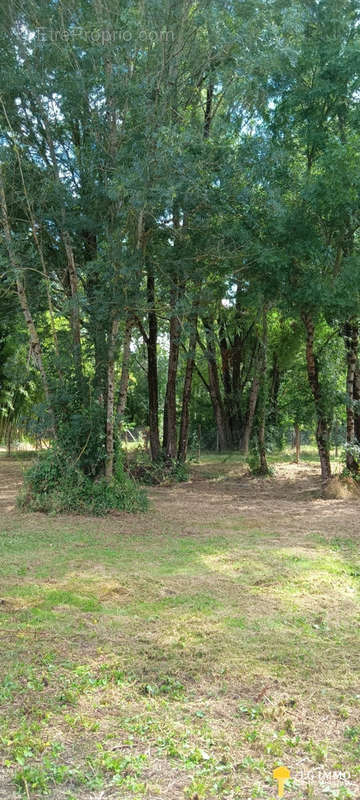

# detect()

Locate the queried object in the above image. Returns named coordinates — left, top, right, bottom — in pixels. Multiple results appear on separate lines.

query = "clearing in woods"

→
left=0, top=452, right=359, bottom=800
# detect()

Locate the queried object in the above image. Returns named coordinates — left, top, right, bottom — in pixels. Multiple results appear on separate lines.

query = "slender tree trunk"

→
left=0, top=171, right=53, bottom=423
left=42, top=118, right=84, bottom=390
left=354, top=364, right=360, bottom=441
left=343, top=322, right=359, bottom=473
left=7, top=426, right=12, bottom=457
left=116, top=317, right=132, bottom=419
left=231, top=295, right=243, bottom=446
left=295, top=424, right=301, bottom=464
left=147, top=266, right=161, bottom=461
left=105, top=318, right=119, bottom=481
left=257, top=309, right=269, bottom=474
left=240, top=353, right=260, bottom=456
left=303, top=312, right=331, bottom=483
left=258, top=419, right=267, bottom=472
left=335, top=425, right=339, bottom=458
left=163, top=282, right=182, bottom=459
left=177, top=308, right=198, bottom=462
left=269, top=353, right=280, bottom=428
left=218, top=319, right=234, bottom=446
left=63, top=231, right=84, bottom=390
left=88, top=272, right=107, bottom=402
left=0, top=99, right=60, bottom=361
left=203, top=318, right=229, bottom=451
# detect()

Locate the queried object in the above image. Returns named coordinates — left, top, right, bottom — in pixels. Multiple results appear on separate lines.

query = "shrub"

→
left=18, top=448, right=147, bottom=515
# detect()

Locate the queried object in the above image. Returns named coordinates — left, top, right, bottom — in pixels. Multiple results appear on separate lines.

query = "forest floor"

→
left=0, top=451, right=359, bottom=800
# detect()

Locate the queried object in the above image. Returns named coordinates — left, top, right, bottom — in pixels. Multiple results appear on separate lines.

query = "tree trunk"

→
left=62, top=231, right=85, bottom=397
left=42, top=117, right=84, bottom=391
left=163, top=283, right=182, bottom=460
left=240, top=352, right=260, bottom=456
left=0, top=170, right=53, bottom=425
left=116, top=317, right=132, bottom=420
left=343, top=321, right=359, bottom=473
left=354, top=364, right=360, bottom=442
left=7, top=426, right=12, bottom=457
left=295, top=424, right=301, bottom=464
left=303, top=312, right=331, bottom=483
left=203, top=318, right=229, bottom=451
left=257, top=417, right=267, bottom=472
left=105, top=318, right=119, bottom=481
left=230, top=282, right=246, bottom=447
left=269, top=353, right=280, bottom=428
left=177, top=307, right=198, bottom=462
left=147, top=266, right=161, bottom=461
left=256, top=309, right=269, bottom=474
left=218, top=319, right=234, bottom=446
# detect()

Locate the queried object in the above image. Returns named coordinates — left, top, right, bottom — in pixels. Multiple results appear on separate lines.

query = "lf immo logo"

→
left=273, top=766, right=290, bottom=797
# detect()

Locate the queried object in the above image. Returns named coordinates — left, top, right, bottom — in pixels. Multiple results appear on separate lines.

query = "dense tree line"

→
left=0, top=0, right=360, bottom=502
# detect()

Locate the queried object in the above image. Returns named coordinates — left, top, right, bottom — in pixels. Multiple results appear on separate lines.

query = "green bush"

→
left=18, top=448, right=147, bottom=515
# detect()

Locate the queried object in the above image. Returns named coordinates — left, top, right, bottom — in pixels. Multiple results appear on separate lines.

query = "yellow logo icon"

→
left=273, top=766, right=290, bottom=797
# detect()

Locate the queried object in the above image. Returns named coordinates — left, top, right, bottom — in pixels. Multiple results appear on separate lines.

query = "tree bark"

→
left=163, top=282, right=182, bottom=459
left=257, top=309, right=269, bottom=474
left=42, top=116, right=84, bottom=389
left=0, top=98, right=60, bottom=361
left=63, top=231, right=84, bottom=389
left=218, top=318, right=235, bottom=445
left=147, top=266, right=161, bottom=461
left=7, top=426, right=12, bottom=458
left=343, top=321, right=359, bottom=473
left=0, top=170, right=53, bottom=422
left=203, top=318, right=229, bottom=451
left=105, top=318, right=119, bottom=481
left=269, top=353, right=280, bottom=428
left=177, top=307, right=199, bottom=462
left=116, top=317, right=132, bottom=420
left=354, top=363, right=360, bottom=442
left=295, top=424, right=301, bottom=464
left=303, top=312, right=331, bottom=483
left=240, top=349, right=260, bottom=456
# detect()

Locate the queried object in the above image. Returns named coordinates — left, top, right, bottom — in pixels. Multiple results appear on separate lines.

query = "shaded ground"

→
left=0, top=454, right=359, bottom=799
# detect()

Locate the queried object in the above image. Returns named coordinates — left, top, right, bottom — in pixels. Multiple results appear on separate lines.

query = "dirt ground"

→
left=149, top=459, right=360, bottom=541
left=0, top=454, right=357, bottom=540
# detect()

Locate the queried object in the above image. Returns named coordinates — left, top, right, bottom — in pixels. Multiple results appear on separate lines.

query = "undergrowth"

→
left=17, top=448, right=147, bottom=515
left=128, top=452, right=189, bottom=485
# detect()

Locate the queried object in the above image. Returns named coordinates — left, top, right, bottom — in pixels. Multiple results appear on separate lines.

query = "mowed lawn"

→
left=0, top=454, right=359, bottom=799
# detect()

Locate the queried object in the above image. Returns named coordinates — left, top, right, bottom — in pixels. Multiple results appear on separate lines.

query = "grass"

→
left=0, top=453, right=359, bottom=799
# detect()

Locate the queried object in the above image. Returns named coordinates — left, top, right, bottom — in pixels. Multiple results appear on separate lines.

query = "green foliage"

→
left=342, top=442, right=360, bottom=480
left=18, top=449, right=147, bottom=515
left=51, top=384, right=107, bottom=477
left=0, top=0, right=360, bottom=482
left=246, top=451, right=274, bottom=477
left=129, top=453, right=189, bottom=485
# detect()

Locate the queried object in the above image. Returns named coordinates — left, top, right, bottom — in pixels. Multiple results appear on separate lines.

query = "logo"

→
left=273, top=766, right=290, bottom=797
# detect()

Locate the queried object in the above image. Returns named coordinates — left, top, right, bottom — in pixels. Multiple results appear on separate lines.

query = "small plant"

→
left=140, top=675, right=185, bottom=699
left=305, top=738, right=328, bottom=763
left=344, top=726, right=360, bottom=741
left=14, top=764, right=49, bottom=794
left=238, top=703, right=265, bottom=720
